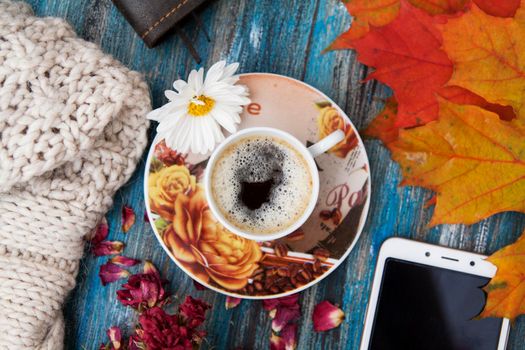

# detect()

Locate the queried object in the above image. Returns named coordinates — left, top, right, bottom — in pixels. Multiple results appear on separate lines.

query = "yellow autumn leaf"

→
left=480, top=229, right=525, bottom=321
left=389, top=99, right=525, bottom=226
left=329, top=0, right=496, bottom=48
left=441, top=2, right=525, bottom=123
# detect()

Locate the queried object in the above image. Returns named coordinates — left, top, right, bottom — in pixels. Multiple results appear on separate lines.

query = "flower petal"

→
left=179, top=296, right=211, bottom=328
left=143, top=261, right=160, bottom=277
left=89, top=218, right=108, bottom=244
left=263, top=294, right=300, bottom=311
left=312, top=301, right=345, bottom=332
left=127, top=335, right=142, bottom=350
left=204, top=60, right=226, bottom=86
left=263, top=299, right=280, bottom=312
left=110, top=255, right=140, bottom=267
left=122, top=206, right=136, bottom=233
left=117, top=267, right=167, bottom=310
left=280, top=323, right=298, bottom=350
left=173, top=79, right=187, bottom=92
left=92, top=241, right=124, bottom=256
left=270, top=332, right=285, bottom=350
left=269, top=308, right=277, bottom=319
left=225, top=296, right=241, bottom=310
left=99, top=262, right=130, bottom=286
left=270, top=324, right=298, bottom=350
left=272, top=305, right=300, bottom=332
left=107, top=326, right=122, bottom=350
left=221, top=62, right=239, bottom=81
left=210, top=109, right=237, bottom=133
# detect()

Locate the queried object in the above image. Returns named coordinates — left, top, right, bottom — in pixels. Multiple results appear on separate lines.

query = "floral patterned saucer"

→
left=144, top=73, right=371, bottom=299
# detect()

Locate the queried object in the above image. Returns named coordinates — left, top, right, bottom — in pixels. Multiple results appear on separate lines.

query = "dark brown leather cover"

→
left=112, top=0, right=207, bottom=48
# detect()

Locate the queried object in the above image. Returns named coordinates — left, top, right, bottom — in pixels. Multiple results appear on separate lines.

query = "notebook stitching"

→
left=141, top=0, right=190, bottom=39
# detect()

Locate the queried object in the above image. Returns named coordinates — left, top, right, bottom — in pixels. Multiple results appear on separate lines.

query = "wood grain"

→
left=24, top=0, right=525, bottom=348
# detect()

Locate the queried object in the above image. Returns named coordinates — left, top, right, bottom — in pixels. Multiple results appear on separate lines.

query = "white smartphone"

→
left=360, top=237, right=510, bottom=350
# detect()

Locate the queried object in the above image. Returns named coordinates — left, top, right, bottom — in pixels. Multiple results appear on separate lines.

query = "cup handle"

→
left=307, top=129, right=345, bottom=158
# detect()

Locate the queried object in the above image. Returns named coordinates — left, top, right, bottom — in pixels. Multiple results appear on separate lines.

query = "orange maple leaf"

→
left=389, top=99, right=525, bottom=226
left=362, top=96, right=398, bottom=143
left=330, top=0, right=518, bottom=48
left=364, top=88, right=515, bottom=143
left=441, top=2, right=525, bottom=123
left=480, top=229, right=525, bottom=321
left=329, top=0, right=400, bottom=48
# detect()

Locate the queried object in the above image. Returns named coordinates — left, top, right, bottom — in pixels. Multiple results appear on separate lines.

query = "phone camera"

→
left=425, top=252, right=430, bottom=257
left=470, top=261, right=475, bottom=266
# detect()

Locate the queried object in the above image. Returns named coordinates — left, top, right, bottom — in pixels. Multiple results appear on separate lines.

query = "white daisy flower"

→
left=147, top=61, right=250, bottom=154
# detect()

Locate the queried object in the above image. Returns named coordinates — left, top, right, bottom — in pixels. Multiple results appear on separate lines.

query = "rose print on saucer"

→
left=145, top=73, right=371, bottom=298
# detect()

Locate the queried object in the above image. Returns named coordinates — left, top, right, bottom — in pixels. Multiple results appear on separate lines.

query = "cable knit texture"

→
left=0, top=1, right=151, bottom=348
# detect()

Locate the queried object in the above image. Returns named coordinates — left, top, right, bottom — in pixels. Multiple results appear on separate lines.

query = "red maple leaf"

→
left=349, top=1, right=452, bottom=129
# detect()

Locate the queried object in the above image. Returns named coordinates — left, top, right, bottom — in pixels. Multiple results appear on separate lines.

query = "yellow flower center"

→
left=188, top=95, right=215, bottom=117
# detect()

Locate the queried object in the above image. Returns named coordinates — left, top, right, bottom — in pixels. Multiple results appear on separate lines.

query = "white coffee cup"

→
left=204, top=127, right=345, bottom=241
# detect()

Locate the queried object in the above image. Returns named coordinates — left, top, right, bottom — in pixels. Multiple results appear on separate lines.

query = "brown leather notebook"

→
left=112, top=0, right=208, bottom=49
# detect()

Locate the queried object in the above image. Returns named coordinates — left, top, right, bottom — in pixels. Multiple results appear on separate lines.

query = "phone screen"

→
left=368, top=258, right=503, bottom=350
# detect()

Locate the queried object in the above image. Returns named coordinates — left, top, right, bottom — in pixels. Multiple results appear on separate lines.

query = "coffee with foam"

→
left=211, top=135, right=313, bottom=235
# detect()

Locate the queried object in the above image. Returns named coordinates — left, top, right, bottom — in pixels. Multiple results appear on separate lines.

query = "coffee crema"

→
left=211, top=135, right=313, bottom=235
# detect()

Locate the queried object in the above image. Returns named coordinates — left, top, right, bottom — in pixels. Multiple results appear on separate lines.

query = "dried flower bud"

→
left=99, top=262, right=130, bottom=286
left=122, top=206, right=136, bottom=233
left=313, top=300, right=345, bottom=332
left=225, top=296, right=242, bottom=309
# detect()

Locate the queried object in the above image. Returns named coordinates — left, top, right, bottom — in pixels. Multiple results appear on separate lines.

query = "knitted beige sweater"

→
left=0, top=1, right=150, bottom=348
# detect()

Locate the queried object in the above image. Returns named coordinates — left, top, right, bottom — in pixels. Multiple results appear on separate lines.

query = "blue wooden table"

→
left=26, top=0, right=525, bottom=349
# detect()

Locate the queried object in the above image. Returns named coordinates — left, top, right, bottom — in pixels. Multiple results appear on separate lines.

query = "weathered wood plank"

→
left=22, top=0, right=525, bottom=348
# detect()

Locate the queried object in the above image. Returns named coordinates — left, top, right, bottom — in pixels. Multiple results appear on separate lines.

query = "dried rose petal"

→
left=90, top=218, right=109, bottom=244
left=127, top=335, right=142, bottom=350
left=136, top=307, right=194, bottom=349
left=263, top=299, right=280, bottom=312
left=117, top=262, right=167, bottom=310
left=193, top=280, right=207, bottom=291
left=179, top=296, right=211, bottom=328
left=263, top=294, right=300, bottom=311
left=122, top=206, right=136, bottom=233
left=92, top=241, right=124, bottom=256
left=143, top=260, right=160, bottom=276
left=107, top=326, right=122, bottom=350
left=225, top=296, right=241, bottom=309
left=280, top=323, right=298, bottom=350
left=272, top=305, right=300, bottom=332
left=270, top=323, right=298, bottom=350
left=269, top=308, right=277, bottom=319
left=313, top=300, right=345, bottom=332
left=276, top=294, right=300, bottom=307
left=99, top=262, right=130, bottom=286
left=110, top=255, right=140, bottom=267
left=270, top=332, right=285, bottom=350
